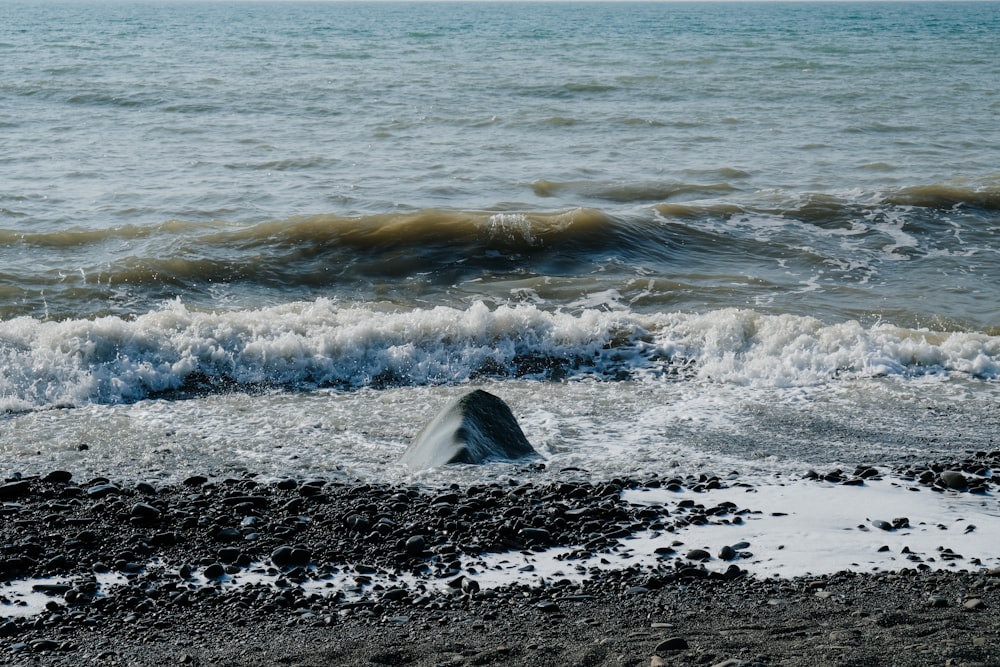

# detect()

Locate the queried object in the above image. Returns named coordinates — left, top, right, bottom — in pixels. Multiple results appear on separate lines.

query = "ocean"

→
left=1, top=0, right=999, bottom=500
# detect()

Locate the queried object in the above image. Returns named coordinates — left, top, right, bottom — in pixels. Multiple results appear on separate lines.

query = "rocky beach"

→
left=3, top=452, right=999, bottom=667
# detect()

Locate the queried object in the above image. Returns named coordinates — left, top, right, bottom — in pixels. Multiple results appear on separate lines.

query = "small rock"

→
left=521, top=527, right=552, bottom=545
left=536, top=600, right=561, bottom=614
left=135, top=482, right=157, bottom=496
left=30, top=639, right=61, bottom=652
left=461, top=578, right=480, bottom=595
left=404, top=535, right=426, bottom=556
left=927, top=595, right=949, bottom=608
left=686, top=549, right=711, bottom=561
left=43, top=471, right=73, bottom=484
left=130, top=502, right=161, bottom=521
left=214, top=527, right=242, bottom=543
left=0, top=481, right=31, bottom=499
left=939, top=471, right=968, bottom=490
left=86, top=483, right=120, bottom=499
left=204, top=563, right=226, bottom=579
left=963, top=598, right=984, bottom=611
left=654, top=636, right=689, bottom=652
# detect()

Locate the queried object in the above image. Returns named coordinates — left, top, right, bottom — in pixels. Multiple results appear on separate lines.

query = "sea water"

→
left=1, top=1, right=999, bottom=505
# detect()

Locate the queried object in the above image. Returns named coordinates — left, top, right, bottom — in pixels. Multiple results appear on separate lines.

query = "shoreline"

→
left=2, top=464, right=998, bottom=666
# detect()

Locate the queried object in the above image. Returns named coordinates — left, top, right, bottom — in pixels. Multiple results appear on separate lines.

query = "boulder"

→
left=401, top=390, right=539, bottom=469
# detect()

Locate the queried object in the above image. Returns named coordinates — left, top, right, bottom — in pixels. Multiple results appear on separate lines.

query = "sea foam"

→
left=0, top=300, right=996, bottom=411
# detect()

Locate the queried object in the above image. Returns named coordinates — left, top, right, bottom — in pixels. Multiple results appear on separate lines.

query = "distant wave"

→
left=1, top=300, right=996, bottom=412
left=0, top=182, right=996, bottom=328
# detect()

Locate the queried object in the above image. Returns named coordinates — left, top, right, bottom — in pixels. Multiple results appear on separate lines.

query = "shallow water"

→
left=0, top=1, right=998, bottom=495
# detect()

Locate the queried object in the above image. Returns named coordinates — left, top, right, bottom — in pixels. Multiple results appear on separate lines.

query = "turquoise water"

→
left=0, top=2, right=998, bottom=484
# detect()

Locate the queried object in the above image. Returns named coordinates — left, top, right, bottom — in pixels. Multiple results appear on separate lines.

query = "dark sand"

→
left=2, top=467, right=998, bottom=666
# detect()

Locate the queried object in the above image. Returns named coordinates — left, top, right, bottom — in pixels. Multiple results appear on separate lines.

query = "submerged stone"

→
left=401, top=390, right=539, bottom=469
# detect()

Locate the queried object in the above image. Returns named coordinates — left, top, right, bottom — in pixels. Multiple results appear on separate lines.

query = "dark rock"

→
left=130, top=503, right=161, bottom=521
left=135, top=481, right=157, bottom=495
left=271, top=546, right=295, bottom=567
left=214, top=527, right=242, bottom=543
left=718, top=545, right=736, bottom=561
left=204, top=563, right=226, bottom=579
left=43, top=470, right=73, bottom=484
left=404, top=535, right=426, bottom=556
left=536, top=600, right=561, bottom=613
left=381, top=588, right=408, bottom=602
left=30, top=639, right=61, bottom=652
left=872, top=519, right=893, bottom=531
left=400, top=390, right=539, bottom=469
left=521, top=527, right=552, bottom=545
left=0, top=481, right=31, bottom=499
left=654, top=637, right=689, bottom=652
left=686, top=549, right=711, bottom=561
left=86, top=483, right=119, bottom=499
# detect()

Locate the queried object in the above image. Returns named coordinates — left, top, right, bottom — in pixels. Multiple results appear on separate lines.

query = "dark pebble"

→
left=204, top=563, right=226, bottom=579
left=135, top=481, right=157, bottom=495
left=686, top=549, right=711, bottom=561
left=521, top=527, right=552, bottom=545
left=214, top=527, right=242, bottom=542
left=654, top=637, right=689, bottom=652
left=0, top=481, right=31, bottom=499
left=43, top=470, right=73, bottom=484
left=131, top=502, right=161, bottom=521
left=536, top=600, right=561, bottom=613
left=86, top=483, right=120, bottom=499
left=404, top=535, right=426, bottom=556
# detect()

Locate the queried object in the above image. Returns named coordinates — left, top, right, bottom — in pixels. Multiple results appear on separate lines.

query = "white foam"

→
left=1, top=300, right=997, bottom=411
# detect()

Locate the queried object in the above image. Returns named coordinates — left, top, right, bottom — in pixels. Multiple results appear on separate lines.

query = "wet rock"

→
left=43, top=470, right=73, bottom=484
left=400, top=390, right=539, bottom=469
left=654, top=637, right=689, bottom=652
left=939, top=471, right=968, bottom=490
left=86, top=483, right=120, bottom=499
left=130, top=502, right=161, bottom=521
left=204, top=563, right=226, bottom=579
left=536, top=600, right=561, bottom=614
left=404, top=535, right=426, bottom=556
left=686, top=549, right=711, bottom=562
left=214, top=527, right=242, bottom=543
left=0, top=480, right=32, bottom=499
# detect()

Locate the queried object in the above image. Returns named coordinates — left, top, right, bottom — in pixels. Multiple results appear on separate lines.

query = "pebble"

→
left=536, top=600, right=561, bottom=614
left=0, top=481, right=31, bottom=499
left=404, top=535, right=426, bottom=556
left=654, top=636, right=689, bottom=652
left=938, top=471, right=968, bottom=490
left=131, top=502, right=161, bottom=521
left=204, top=563, right=226, bottom=579
left=43, top=471, right=73, bottom=484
